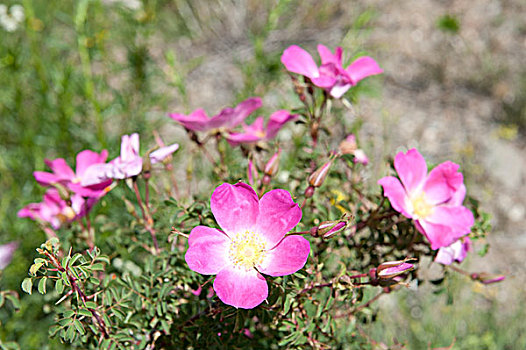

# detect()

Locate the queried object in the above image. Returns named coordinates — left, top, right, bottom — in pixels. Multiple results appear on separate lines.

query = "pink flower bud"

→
left=308, top=161, right=332, bottom=188
left=470, top=272, right=505, bottom=285
left=247, top=159, right=258, bottom=186
left=376, top=259, right=416, bottom=280
left=311, top=221, right=347, bottom=239
left=304, top=185, right=315, bottom=198
left=264, top=149, right=281, bottom=177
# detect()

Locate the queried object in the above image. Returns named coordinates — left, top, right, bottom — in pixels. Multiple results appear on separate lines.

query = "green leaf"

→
left=21, top=278, right=33, bottom=295
left=77, top=308, right=92, bottom=318
left=437, top=14, right=460, bottom=34
left=73, top=319, right=85, bottom=335
left=90, top=263, right=104, bottom=271
left=29, top=261, right=45, bottom=276
left=38, top=277, right=48, bottom=294
left=55, top=278, right=64, bottom=294
left=5, top=293, right=21, bottom=310
left=84, top=301, right=97, bottom=309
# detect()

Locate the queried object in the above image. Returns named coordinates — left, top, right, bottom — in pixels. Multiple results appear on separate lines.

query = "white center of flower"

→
left=228, top=230, right=266, bottom=271
left=411, top=192, right=433, bottom=219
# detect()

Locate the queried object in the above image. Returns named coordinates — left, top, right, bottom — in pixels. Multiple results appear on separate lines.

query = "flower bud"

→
left=304, top=185, right=315, bottom=198
left=376, top=259, right=416, bottom=280
left=247, top=159, right=258, bottom=186
left=308, top=161, right=332, bottom=188
left=311, top=221, right=347, bottom=239
left=264, top=149, right=281, bottom=177
left=142, top=153, right=152, bottom=180
left=470, top=272, right=505, bottom=285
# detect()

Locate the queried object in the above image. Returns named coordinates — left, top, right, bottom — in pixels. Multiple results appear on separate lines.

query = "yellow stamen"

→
left=229, top=230, right=266, bottom=271
left=411, top=192, right=433, bottom=219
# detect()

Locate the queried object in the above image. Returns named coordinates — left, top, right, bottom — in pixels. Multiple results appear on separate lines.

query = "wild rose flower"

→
left=378, top=149, right=474, bottom=250
left=81, top=133, right=179, bottom=183
left=18, top=189, right=95, bottom=229
left=185, top=182, right=310, bottom=309
left=435, top=237, right=471, bottom=265
left=34, top=150, right=112, bottom=197
left=169, top=97, right=262, bottom=133
left=225, top=110, right=297, bottom=146
left=0, top=241, right=18, bottom=270
left=281, top=44, right=383, bottom=98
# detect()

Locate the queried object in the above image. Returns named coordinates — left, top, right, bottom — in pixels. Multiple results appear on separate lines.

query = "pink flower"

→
left=281, top=44, right=383, bottom=98
left=18, top=189, right=95, bottom=229
left=185, top=183, right=310, bottom=309
left=33, top=150, right=112, bottom=197
left=169, top=97, right=262, bottom=133
left=225, top=110, right=297, bottom=146
left=0, top=241, right=18, bottom=270
left=81, top=133, right=179, bottom=183
left=435, top=237, right=471, bottom=265
left=339, top=134, right=369, bottom=165
left=378, top=149, right=474, bottom=250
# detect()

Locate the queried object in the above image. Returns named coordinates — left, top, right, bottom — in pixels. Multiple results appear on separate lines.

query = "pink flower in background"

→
left=435, top=237, right=471, bottom=265
left=338, top=134, right=369, bottom=165
left=18, top=189, right=95, bottom=229
left=185, top=183, right=310, bottom=309
left=281, top=44, right=383, bottom=98
left=378, top=149, right=474, bottom=250
left=81, top=133, right=179, bottom=184
left=33, top=150, right=112, bottom=197
left=225, top=110, right=297, bottom=146
left=169, top=97, right=262, bottom=133
left=0, top=241, right=18, bottom=270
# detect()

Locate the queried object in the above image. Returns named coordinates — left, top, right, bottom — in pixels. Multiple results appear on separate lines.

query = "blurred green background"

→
left=1, top=0, right=524, bottom=348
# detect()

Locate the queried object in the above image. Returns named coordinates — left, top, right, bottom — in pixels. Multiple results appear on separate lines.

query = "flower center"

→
left=411, top=192, right=433, bottom=219
left=58, top=206, right=76, bottom=223
left=228, top=230, right=266, bottom=271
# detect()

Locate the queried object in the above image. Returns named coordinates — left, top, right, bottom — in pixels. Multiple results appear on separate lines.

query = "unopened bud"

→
left=311, top=221, right=347, bottom=239
left=123, top=198, right=137, bottom=216
left=377, top=258, right=416, bottom=280
left=304, top=185, right=315, bottom=198
left=264, top=149, right=281, bottom=177
left=142, top=153, right=152, bottom=180
left=247, top=159, right=258, bottom=186
left=470, top=272, right=505, bottom=285
left=308, top=161, right=332, bottom=188
left=53, top=183, right=70, bottom=201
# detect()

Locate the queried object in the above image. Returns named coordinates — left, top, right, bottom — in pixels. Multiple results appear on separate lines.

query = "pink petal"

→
left=255, top=189, right=302, bottom=246
left=79, top=163, right=114, bottom=186
left=311, top=75, right=337, bottom=89
left=120, top=134, right=140, bottom=161
left=33, top=171, right=61, bottom=186
left=185, top=226, right=230, bottom=275
left=378, top=176, right=412, bottom=218
left=169, top=109, right=211, bottom=132
left=225, top=132, right=263, bottom=146
left=281, top=45, right=319, bottom=79
left=266, top=110, right=297, bottom=139
left=259, top=235, right=310, bottom=276
left=394, top=148, right=428, bottom=195
left=426, top=205, right=474, bottom=237
left=75, top=150, right=108, bottom=178
left=423, top=161, right=463, bottom=205
left=0, top=241, right=18, bottom=270
left=434, top=237, right=471, bottom=265
left=317, top=44, right=342, bottom=66
left=346, top=56, right=383, bottom=85
left=149, top=143, right=179, bottom=164
left=417, top=220, right=458, bottom=250
left=446, top=184, right=467, bottom=206
left=210, top=183, right=259, bottom=235
left=209, top=97, right=262, bottom=130
left=213, top=266, right=268, bottom=309
left=329, top=82, right=352, bottom=98
left=44, top=158, right=75, bottom=180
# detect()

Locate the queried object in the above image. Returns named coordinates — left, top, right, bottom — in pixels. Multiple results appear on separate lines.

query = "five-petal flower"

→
left=169, top=97, right=262, bottom=133
left=225, top=110, right=297, bottom=147
left=185, top=182, right=310, bottom=309
left=281, top=44, right=383, bottom=98
left=378, top=149, right=474, bottom=250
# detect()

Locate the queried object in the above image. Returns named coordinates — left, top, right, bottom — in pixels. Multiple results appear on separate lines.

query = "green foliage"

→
left=437, top=14, right=461, bottom=34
